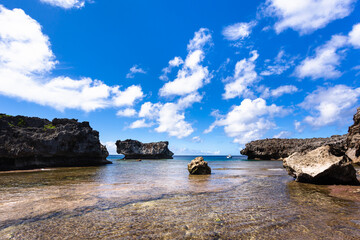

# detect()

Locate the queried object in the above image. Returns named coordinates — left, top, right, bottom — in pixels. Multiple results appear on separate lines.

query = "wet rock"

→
left=240, top=135, right=346, bottom=160
left=346, top=107, right=360, bottom=164
left=0, top=113, right=110, bottom=171
left=116, top=139, right=174, bottom=159
left=188, top=157, right=211, bottom=175
left=283, top=145, right=359, bottom=185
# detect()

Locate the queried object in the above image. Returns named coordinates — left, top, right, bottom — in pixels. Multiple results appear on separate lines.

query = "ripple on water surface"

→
left=0, top=156, right=360, bottom=239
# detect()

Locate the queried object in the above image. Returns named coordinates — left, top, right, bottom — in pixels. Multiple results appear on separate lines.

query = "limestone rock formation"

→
left=240, top=135, right=346, bottom=160
left=116, top=139, right=174, bottom=159
left=0, top=114, right=110, bottom=171
left=283, top=145, right=359, bottom=185
left=346, top=107, right=360, bottom=163
left=188, top=156, right=211, bottom=175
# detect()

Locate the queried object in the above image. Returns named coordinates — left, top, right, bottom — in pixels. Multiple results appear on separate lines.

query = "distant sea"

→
left=107, top=154, right=248, bottom=161
left=1, top=155, right=360, bottom=239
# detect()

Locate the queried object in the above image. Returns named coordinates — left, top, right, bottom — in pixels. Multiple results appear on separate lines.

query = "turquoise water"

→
left=0, top=155, right=360, bottom=239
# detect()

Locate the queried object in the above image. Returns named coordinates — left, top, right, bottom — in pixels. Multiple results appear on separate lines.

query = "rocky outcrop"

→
left=116, top=139, right=174, bottom=159
left=283, top=145, right=359, bottom=185
left=0, top=114, right=110, bottom=171
left=240, top=135, right=346, bottom=160
left=188, top=157, right=211, bottom=175
left=346, top=107, right=360, bottom=163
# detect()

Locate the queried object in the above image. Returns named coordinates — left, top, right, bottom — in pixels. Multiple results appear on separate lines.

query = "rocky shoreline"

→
left=241, top=107, right=360, bottom=185
left=240, top=135, right=346, bottom=161
left=116, top=139, right=174, bottom=159
left=0, top=114, right=110, bottom=171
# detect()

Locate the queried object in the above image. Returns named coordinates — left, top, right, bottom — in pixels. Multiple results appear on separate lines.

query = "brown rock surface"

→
left=283, top=145, right=359, bottom=185
left=188, top=156, right=211, bottom=175
left=346, top=107, right=360, bottom=163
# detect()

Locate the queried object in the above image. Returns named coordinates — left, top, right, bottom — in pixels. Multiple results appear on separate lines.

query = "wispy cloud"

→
left=40, top=0, right=86, bottom=9
left=222, top=21, right=256, bottom=41
left=126, top=65, right=147, bottom=79
left=260, top=50, right=294, bottom=76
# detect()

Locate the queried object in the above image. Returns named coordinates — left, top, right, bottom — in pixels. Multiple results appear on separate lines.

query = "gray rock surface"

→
left=283, top=145, right=359, bottom=185
left=240, top=135, right=346, bottom=160
left=346, top=107, right=360, bottom=163
left=0, top=114, right=110, bottom=171
left=116, top=139, right=174, bottom=159
left=188, top=156, right=211, bottom=175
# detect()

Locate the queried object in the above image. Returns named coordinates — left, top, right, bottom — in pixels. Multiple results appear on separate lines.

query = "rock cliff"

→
left=346, top=107, right=360, bottom=163
left=240, top=135, right=346, bottom=160
left=116, top=139, right=174, bottom=159
left=0, top=114, right=110, bottom=171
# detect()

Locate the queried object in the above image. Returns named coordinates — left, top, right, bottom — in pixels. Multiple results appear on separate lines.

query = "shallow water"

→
left=1, top=155, right=360, bottom=239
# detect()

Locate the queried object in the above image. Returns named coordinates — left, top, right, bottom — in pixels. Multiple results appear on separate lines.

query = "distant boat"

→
left=226, top=154, right=232, bottom=159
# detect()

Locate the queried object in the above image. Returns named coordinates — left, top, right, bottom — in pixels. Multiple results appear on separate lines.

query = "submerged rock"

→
left=188, top=156, right=211, bottom=175
left=283, top=145, right=359, bottom=185
left=346, top=107, right=360, bottom=164
left=240, top=135, right=346, bottom=160
left=116, top=139, right=174, bottom=159
left=0, top=114, right=110, bottom=171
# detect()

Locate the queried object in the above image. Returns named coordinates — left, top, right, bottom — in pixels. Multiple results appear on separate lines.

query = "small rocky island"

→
left=116, top=139, right=174, bottom=159
left=0, top=114, right=110, bottom=171
left=241, top=107, right=360, bottom=185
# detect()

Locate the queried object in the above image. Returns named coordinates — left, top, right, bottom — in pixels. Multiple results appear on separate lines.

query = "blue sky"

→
left=0, top=0, right=360, bottom=155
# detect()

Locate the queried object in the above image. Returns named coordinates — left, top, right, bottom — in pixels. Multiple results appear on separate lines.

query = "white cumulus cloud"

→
left=40, top=0, right=86, bottom=9
left=295, top=22, right=360, bottom=80
left=349, top=23, right=360, bottom=49
left=129, top=119, right=154, bottom=129
left=159, top=28, right=212, bottom=97
left=295, top=35, right=348, bottom=80
left=205, top=98, right=287, bottom=144
left=136, top=92, right=202, bottom=138
left=0, top=5, right=144, bottom=112
left=223, top=50, right=259, bottom=99
left=264, top=0, right=356, bottom=34
left=112, top=85, right=143, bottom=107
left=300, top=85, right=360, bottom=127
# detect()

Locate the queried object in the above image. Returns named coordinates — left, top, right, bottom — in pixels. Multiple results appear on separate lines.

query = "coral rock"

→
left=188, top=156, right=211, bottom=175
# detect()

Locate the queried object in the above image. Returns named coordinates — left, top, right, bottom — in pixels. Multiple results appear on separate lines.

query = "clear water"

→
left=0, top=155, right=360, bottom=239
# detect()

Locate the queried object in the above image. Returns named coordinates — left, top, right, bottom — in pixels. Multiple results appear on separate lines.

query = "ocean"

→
left=0, top=155, right=360, bottom=239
